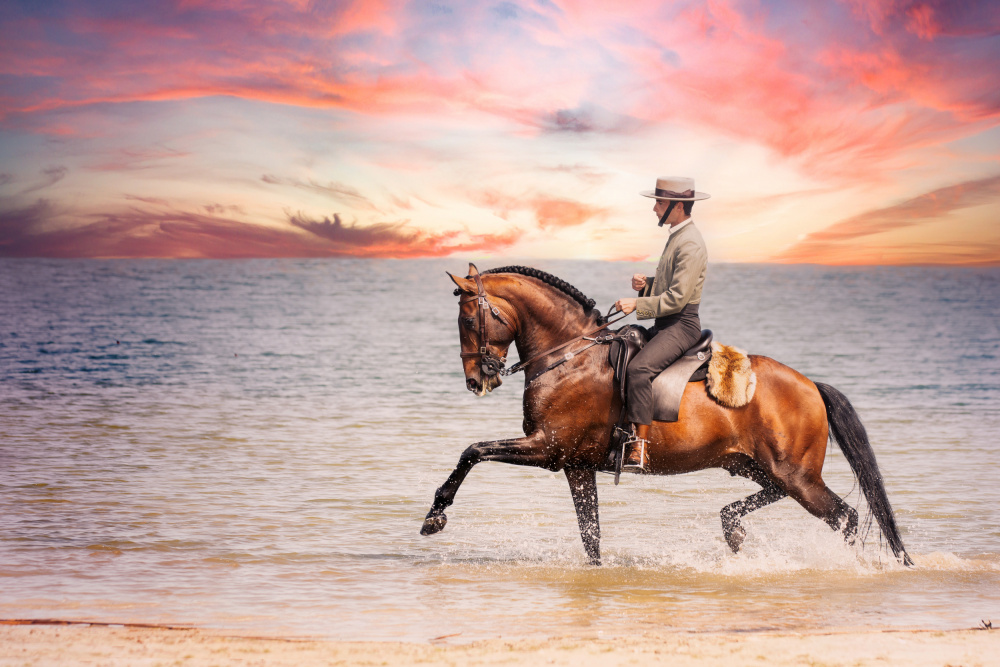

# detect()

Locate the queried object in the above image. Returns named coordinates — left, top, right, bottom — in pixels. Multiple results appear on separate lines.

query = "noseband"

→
left=459, top=274, right=515, bottom=378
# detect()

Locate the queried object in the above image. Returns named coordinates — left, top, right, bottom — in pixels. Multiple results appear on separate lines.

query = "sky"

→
left=1, top=0, right=998, bottom=263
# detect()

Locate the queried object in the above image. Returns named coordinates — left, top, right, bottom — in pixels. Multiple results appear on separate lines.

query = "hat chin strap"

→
left=657, top=200, right=679, bottom=227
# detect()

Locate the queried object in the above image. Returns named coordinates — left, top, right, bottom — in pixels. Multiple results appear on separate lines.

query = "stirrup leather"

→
left=621, top=434, right=649, bottom=473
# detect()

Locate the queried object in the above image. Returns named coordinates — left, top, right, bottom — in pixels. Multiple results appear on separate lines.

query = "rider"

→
left=614, top=176, right=710, bottom=473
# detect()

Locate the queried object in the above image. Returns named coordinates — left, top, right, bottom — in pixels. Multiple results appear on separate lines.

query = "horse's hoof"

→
left=420, top=513, right=447, bottom=536
left=725, top=525, right=746, bottom=553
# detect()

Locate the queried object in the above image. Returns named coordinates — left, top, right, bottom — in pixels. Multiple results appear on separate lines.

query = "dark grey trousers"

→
left=625, top=302, right=702, bottom=425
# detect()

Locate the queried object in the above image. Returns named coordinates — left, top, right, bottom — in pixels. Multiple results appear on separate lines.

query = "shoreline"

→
left=2, top=620, right=996, bottom=666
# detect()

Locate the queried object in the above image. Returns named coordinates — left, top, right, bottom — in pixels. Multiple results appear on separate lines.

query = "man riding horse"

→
left=614, top=176, right=710, bottom=473
left=423, top=177, right=912, bottom=566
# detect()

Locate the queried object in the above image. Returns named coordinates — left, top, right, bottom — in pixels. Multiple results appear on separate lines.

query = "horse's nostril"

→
left=467, top=378, right=479, bottom=392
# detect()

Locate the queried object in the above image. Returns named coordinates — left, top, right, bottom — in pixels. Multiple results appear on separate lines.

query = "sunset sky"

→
left=1, top=0, right=998, bottom=263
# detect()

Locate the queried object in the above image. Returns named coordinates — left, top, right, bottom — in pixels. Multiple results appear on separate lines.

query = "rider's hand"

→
left=615, top=298, right=637, bottom=315
left=631, top=274, right=646, bottom=291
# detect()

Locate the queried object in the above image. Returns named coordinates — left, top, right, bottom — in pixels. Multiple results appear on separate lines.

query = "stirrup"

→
left=621, top=434, right=649, bottom=473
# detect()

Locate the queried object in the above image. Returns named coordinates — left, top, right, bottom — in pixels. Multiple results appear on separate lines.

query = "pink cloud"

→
left=613, top=1, right=999, bottom=179
left=905, top=4, right=941, bottom=40
left=88, top=147, right=191, bottom=172
left=2, top=0, right=996, bottom=185
left=262, top=174, right=380, bottom=211
left=19, top=166, right=68, bottom=194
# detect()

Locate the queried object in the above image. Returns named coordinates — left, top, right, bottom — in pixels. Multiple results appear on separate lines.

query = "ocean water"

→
left=0, top=259, right=998, bottom=641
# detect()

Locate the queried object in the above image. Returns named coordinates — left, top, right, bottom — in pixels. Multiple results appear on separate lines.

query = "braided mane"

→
left=454, top=265, right=603, bottom=323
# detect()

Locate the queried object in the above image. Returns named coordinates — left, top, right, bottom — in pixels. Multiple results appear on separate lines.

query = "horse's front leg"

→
left=565, top=468, right=600, bottom=565
left=420, top=432, right=550, bottom=536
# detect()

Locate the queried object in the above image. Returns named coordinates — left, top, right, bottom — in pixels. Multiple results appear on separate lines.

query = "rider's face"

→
left=653, top=199, right=670, bottom=218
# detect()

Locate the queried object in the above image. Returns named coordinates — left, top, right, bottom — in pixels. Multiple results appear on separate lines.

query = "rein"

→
left=459, top=274, right=626, bottom=381
left=503, top=306, right=626, bottom=380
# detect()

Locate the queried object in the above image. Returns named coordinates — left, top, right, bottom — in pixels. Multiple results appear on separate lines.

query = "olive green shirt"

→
left=634, top=219, right=707, bottom=320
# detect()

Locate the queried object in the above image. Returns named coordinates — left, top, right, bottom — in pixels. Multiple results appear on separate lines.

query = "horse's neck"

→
left=510, top=292, right=594, bottom=363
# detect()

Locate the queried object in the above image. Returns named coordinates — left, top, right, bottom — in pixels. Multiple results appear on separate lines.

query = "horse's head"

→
left=448, top=263, right=517, bottom=396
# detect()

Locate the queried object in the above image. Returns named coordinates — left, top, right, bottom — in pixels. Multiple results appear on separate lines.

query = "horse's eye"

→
left=462, top=317, right=475, bottom=330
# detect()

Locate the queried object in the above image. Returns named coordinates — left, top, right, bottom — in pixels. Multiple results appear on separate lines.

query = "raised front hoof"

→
left=420, top=513, right=447, bottom=536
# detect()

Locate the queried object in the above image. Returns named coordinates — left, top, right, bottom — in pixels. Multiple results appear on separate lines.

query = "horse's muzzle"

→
left=467, top=375, right=501, bottom=395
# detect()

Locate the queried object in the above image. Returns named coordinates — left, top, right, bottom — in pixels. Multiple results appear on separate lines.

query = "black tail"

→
left=815, top=382, right=913, bottom=566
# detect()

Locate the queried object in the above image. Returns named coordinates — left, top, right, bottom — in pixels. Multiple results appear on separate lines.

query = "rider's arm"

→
left=634, top=239, right=706, bottom=319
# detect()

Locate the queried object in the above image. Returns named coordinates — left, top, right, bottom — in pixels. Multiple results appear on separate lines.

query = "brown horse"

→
left=421, top=264, right=912, bottom=566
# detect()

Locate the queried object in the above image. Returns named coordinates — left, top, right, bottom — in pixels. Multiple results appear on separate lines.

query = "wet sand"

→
left=2, top=622, right=996, bottom=666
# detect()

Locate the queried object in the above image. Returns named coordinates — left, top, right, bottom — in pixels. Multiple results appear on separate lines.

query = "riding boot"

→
left=622, top=423, right=650, bottom=473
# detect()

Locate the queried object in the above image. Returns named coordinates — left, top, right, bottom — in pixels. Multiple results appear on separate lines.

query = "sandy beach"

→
left=2, top=621, right=997, bottom=666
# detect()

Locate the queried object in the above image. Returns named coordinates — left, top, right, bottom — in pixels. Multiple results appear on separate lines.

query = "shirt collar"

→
left=668, top=217, right=693, bottom=235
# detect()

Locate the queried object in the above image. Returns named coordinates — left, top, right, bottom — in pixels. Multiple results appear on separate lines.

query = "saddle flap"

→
left=651, top=329, right=713, bottom=423
left=608, top=324, right=649, bottom=398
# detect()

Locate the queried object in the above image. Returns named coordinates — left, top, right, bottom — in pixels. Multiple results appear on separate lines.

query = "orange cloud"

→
left=773, top=241, right=1000, bottom=266
left=0, top=204, right=522, bottom=259
left=470, top=189, right=608, bottom=229
left=288, top=211, right=523, bottom=257
left=774, top=174, right=1000, bottom=264
left=530, top=197, right=608, bottom=229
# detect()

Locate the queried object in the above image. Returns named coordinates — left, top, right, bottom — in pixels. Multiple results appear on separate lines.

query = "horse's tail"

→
left=815, top=382, right=913, bottom=566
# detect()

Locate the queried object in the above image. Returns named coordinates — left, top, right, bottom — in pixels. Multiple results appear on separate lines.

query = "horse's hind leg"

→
left=775, top=460, right=858, bottom=544
left=565, top=468, right=600, bottom=565
left=421, top=433, right=549, bottom=536
left=780, top=476, right=859, bottom=545
left=720, top=458, right=786, bottom=553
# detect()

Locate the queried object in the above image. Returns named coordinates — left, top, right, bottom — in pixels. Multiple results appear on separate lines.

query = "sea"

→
left=1, top=259, right=998, bottom=642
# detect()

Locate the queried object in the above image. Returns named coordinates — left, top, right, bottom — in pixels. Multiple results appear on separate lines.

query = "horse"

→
left=420, top=264, right=912, bottom=567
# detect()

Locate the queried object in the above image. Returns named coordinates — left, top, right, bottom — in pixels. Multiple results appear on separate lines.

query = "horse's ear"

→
left=468, top=262, right=480, bottom=277
left=447, top=271, right=476, bottom=295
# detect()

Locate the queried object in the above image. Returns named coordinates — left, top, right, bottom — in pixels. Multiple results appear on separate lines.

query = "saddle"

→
left=608, top=327, right=713, bottom=423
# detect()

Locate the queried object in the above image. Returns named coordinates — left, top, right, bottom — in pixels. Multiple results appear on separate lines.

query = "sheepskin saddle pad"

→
left=648, top=338, right=756, bottom=422
left=610, top=328, right=757, bottom=423
left=705, top=342, right=757, bottom=408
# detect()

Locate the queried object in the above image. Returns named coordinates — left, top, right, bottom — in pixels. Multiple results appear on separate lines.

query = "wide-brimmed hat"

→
left=640, top=176, right=710, bottom=201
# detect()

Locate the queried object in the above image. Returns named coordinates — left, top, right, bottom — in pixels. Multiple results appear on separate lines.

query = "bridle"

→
left=459, top=274, right=515, bottom=378
left=458, top=275, right=627, bottom=381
